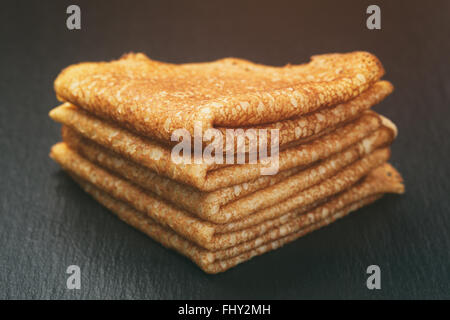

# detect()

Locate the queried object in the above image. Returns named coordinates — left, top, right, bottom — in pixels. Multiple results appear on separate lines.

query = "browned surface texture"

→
left=216, top=80, right=393, bottom=152
left=50, top=104, right=393, bottom=190
left=50, top=142, right=394, bottom=250
left=73, top=163, right=403, bottom=273
left=49, top=49, right=401, bottom=274
left=54, top=52, right=385, bottom=143
left=57, top=80, right=393, bottom=155
left=62, top=124, right=395, bottom=222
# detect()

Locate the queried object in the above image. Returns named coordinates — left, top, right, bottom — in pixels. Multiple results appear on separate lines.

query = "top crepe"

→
left=54, top=52, right=385, bottom=143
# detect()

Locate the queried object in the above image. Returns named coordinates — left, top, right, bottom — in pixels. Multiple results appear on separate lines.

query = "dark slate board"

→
left=1, top=0, right=449, bottom=299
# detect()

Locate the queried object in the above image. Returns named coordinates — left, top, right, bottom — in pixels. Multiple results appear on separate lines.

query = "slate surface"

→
left=0, top=0, right=449, bottom=299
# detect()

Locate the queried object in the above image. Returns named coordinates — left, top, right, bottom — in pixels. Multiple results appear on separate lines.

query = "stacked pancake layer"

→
left=49, top=52, right=404, bottom=273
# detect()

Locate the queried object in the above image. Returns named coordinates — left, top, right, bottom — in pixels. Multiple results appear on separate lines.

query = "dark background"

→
left=1, top=0, right=449, bottom=299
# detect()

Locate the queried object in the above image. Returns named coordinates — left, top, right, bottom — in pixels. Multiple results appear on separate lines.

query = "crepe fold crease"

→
left=54, top=52, right=386, bottom=143
left=50, top=142, right=395, bottom=250
left=49, top=51, right=404, bottom=273
left=72, top=163, right=403, bottom=274
left=50, top=105, right=392, bottom=191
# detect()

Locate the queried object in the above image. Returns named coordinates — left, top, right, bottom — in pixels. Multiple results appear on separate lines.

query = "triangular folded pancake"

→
left=50, top=143, right=394, bottom=250
left=50, top=105, right=395, bottom=191
left=62, top=124, right=394, bottom=223
left=71, top=163, right=403, bottom=273
left=54, top=52, right=385, bottom=143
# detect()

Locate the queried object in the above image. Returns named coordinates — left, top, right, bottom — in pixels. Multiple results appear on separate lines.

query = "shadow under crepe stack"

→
left=49, top=52, right=404, bottom=273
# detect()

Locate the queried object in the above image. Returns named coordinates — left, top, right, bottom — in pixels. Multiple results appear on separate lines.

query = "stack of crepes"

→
left=49, top=52, right=404, bottom=273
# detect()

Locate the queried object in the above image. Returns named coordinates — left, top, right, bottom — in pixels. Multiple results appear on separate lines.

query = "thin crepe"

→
left=215, top=80, right=393, bottom=153
left=50, top=142, right=392, bottom=250
left=50, top=105, right=392, bottom=191
left=59, top=80, right=394, bottom=155
left=54, top=52, right=386, bottom=143
left=62, top=123, right=395, bottom=223
left=72, top=163, right=404, bottom=273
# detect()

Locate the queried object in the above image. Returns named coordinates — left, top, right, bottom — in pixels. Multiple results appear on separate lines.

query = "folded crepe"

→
left=49, top=105, right=394, bottom=191
left=54, top=80, right=393, bottom=155
left=50, top=142, right=393, bottom=251
left=49, top=51, right=404, bottom=273
left=54, top=52, right=386, bottom=143
left=61, top=120, right=395, bottom=223
left=52, top=52, right=392, bottom=191
left=71, top=163, right=404, bottom=274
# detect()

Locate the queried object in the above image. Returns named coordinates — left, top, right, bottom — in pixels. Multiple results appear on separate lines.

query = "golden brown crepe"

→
left=54, top=52, right=386, bottom=143
left=55, top=80, right=393, bottom=156
left=50, top=105, right=394, bottom=191
left=49, top=52, right=404, bottom=273
left=62, top=123, right=395, bottom=223
left=71, top=163, right=404, bottom=273
left=50, top=142, right=393, bottom=250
